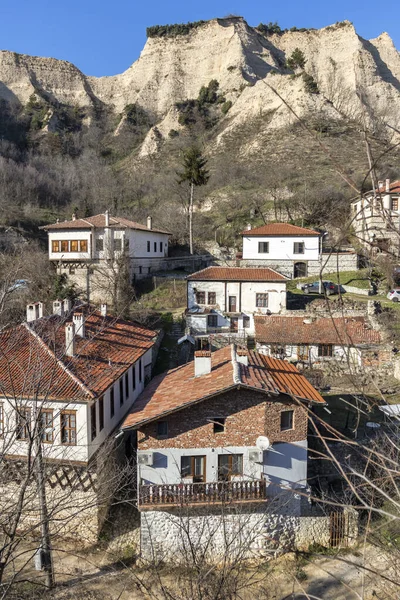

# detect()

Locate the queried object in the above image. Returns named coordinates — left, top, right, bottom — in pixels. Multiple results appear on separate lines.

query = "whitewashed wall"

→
left=257, top=343, right=362, bottom=367
left=242, top=235, right=320, bottom=261
left=187, top=281, right=286, bottom=314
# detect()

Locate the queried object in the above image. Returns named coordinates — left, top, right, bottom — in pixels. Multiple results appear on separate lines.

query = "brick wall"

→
left=138, top=388, right=308, bottom=450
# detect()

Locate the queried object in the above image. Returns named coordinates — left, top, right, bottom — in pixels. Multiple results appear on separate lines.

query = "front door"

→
left=218, top=454, right=243, bottom=481
left=230, top=317, right=239, bottom=332
left=192, top=456, right=206, bottom=483
left=294, top=262, right=308, bottom=278
left=228, top=296, right=237, bottom=312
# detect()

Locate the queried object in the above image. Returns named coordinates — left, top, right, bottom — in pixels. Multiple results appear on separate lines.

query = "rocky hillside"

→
left=0, top=16, right=400, bottom=248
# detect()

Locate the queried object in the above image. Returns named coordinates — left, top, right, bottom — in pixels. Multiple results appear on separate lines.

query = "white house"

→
left=185, top=266, right=287, bottom=337
left=240, top=223, right=322, bottom=278
left=0, top=301, right=157, bottom=465
left=351, top=179, right=400, bottom=255
left=41, top=212, right=171, bottom=300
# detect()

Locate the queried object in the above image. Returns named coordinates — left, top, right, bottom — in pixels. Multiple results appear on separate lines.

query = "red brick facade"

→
left=138, top=388, right=308, bottom=450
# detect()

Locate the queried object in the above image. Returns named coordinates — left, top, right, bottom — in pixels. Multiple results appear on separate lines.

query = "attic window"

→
left=156, top=421, right=168, bottom=439
left=212, top=417, right=226, bottom=434
left=281, top=410, right=294, bottom=431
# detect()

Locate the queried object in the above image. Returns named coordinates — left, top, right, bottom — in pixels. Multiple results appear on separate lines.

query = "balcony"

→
left=139, top=479, right=267, bottom=508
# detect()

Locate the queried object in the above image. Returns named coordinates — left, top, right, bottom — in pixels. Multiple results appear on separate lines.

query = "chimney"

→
left=26, top=302, right=44, bottom=323
left=246, top=223, right=252, bottom=231
left=194, top=350, right=212, bottom=377
left=63, top=298, right=72, bottom=314
left=105, top=210, right=110, bottom=227
left=72, top=213, right=76, bottom=221
left=100, top=303, right=107, bottom=317
left=53, top=299, right=63, bottom=316
left=72, top=311, right=85, bottom=338
left=65, top=322, right=76, bottom=357
left=386, top=178, right=391, bottom=192
left=147, top=216, right=152, bottom=230
left=236, top=347, right=248, bottom=366
left=378, top=180, right=384, bottom=191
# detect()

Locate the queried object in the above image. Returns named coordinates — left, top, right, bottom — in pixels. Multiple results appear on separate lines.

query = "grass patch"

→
left=134, top=279, right=187, bottom=311
left=287, top=269, right=373, bottom=292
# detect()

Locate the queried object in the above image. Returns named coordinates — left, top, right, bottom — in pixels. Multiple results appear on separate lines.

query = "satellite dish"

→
left=256, top=436, right=270, bottom=451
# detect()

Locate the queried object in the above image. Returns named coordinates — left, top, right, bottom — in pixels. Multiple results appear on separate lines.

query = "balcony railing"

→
left=139, top=479, right=267, bottom=507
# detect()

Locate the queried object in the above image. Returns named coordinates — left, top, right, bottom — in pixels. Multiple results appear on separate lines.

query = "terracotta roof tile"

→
left=187, top=267, right=287, bottom=281
left=122, top=346, right=324, bottom=429
left=241, top=223, right=320, bottom=236
left=254, top=316, right=381, bottom=346
left=40, top=214, right=171, bottom=235
left=0, top=310, right=156, bottom=402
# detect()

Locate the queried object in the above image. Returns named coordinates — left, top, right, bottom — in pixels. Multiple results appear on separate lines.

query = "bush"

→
left=146, top=21, right=207, bottom=38
left=286, top=48, right=306, bottom=70
left=168, top=129, right=179, bottom=138
left=221, top=100, right=232, bottom=114
left=198, top=80, right=219, bottom=107
left=302, top=72, right=319, bottom=94
left=123, top=103, right=149, bottom=127
left=256, top=22, right=283, bottom=35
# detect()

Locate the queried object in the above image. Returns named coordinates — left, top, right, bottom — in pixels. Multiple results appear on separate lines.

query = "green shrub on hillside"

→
left=286, top=48, right=306, bottom=70
left=302, top=73, right=319, bottom=94
left=146, top=21, right=207, bottom=38
left=256, top=22, right=282, bottom=35
left=221, top=100, right=232, bottom=114
left=123, top=103, right=149, bottom=127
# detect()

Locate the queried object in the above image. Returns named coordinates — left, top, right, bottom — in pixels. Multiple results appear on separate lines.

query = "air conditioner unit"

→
left=248, top=450, right=263, bottom=463
left=138, top=452, right=153, bottom=467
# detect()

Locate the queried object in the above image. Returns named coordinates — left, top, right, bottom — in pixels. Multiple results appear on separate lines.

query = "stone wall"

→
left=139, top=502, right=358, bottom=562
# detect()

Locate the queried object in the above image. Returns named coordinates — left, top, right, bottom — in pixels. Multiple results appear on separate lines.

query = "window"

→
left=258, top=242, right=269, bottom=254
left=256, top=293, right=269, bottom=308
left=392, top=198, right=399, bottom=211
left=114, top=238, right=122, bottom=251
left=110, top=386, right=115, bottom=418
left=61, top=240, right=69, bottom=253
left=61, top=410, right=77, bottom=445
left=159, top=242, right=163, bottom=252
left=96, top=238, right=104, bottom=251
left=40, top=409, right=54, bottom=443
left=79, top=240, right=88, bottom=252
left=70, top=240, right=79, bottom=252
left=181, top=455, right=206, bottom=482
left=218, top=454, right=243, bottom=481
left=125, top=372, right=129, bottom=398
left=156, top=421, right=168, bottom=439
left=16, top=407, right=31, bottom=441
left=147, top=241, right=150, bottom=252
left=52, top=240, right=60, bottom=253
left=212, top=417, right=226, bottom=433
left=281, top=410, right=294, bottom=431
left=196, top=291, right=206, bottom=304
left=293, top=242, right=305, bottom=254
left=318, top=344, right=333, bottom=357
left=207, top=292, right=216, bottom=304
left=91, top=404, right=96, bottom=441
left=120, top=378, right=124, bottom=406
left=207, top=314, right=218, bottom=329
left=154, top=241, right=157, bottom=252
left=132, top=365, right=136, bottom=390
left=0, top=403, right=3, bottom=436
left=139, top=359, right=142, bottom=383
left=243, top=316, right=251, bottom=329
left=297, top=344, right=309, bottom=361
left=99, top=397, right=104, bottom=432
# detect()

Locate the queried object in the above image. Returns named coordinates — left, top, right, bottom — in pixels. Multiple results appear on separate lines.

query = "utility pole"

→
left=33, top=406, right=54, bottom=588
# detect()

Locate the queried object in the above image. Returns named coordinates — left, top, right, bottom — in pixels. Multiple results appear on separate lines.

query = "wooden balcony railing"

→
left=139, top=479, right=267, bottom=507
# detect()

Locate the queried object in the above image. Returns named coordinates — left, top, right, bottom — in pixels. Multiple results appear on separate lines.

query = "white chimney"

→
left=65, top=322, right=76, bottom=357
left=100, top=303, right=107, bottom=317
left=386, top=178, right=391, bottom=192
left=105, top=210, right=110, bottom=227
left=378, top=180, right=384, bottom=191
left=236, top=348, right=248, bottom=366
left=194, top=351, right=212, bottom=377
left=147, top=216, right=152, bottom=230
left=63, top=298, right=72, bottom=314
left=26, top=302, right=44, bottom=323
left=53, top=300, right=63, bottom=316
left=246, top=223, right=252, bottom=231
left=72, top=213, right=76, bottom=221
left=72, top=312, right=85, bottom=338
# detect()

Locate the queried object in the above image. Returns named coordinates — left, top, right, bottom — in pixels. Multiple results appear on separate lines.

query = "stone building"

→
left=185, top=266, right=287, bottom=338
left=0, top=301, right=158, bottom=543
left=120, top=345, right=352, bottom=560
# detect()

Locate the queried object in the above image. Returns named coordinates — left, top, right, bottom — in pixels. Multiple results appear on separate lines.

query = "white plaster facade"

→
left=242, top=234, right=320, bottom=262
left=256, top=342, right=362, bottom=368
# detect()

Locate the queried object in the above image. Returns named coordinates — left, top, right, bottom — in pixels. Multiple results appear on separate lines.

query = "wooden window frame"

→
left=16, top=407, right=31, bottom=441
left=258, top=241, right=269, bottom=254
left=218, top=454, right=243, bottom=480
left=52, top=240, right=60, bottom=253
left=392, top=198, right=399, bottom=211
left=297, top=344, right=309, bottom=361
left=207, top=291, right=216, bottom=305
left=61, top=240, right=69, bottom=253
left=61, top=410, right=77, bottom=446
left=79, top=240, right=88, bottom=252
left=280, top=409, right=294, bottom=431
left=256, top=293, right=269, bottom=308
left=156, top=421, right=168, bottom=439
left=196, top=291, right=206, bottom=305
left=180, top=455, right=206, bottom=481
left=207, top=314, right=218, bottom=329
left=211, top=417, right=226, bottom=434
left=40, top=408, right=54, bottom=443
left=70, top=240, right=79, bottom=252
left=318, top=344, right=333, bottom=357
left=293, top=242, right=305, bottom=255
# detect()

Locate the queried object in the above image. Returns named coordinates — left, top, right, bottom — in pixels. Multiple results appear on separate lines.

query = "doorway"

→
left=294, top=262, right=308, bottom=278
left=228, top=296, right=237, bottom=312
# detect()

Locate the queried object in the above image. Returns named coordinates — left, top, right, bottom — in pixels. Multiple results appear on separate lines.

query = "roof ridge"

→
left=23, top=322, right=95, bottom=399
left=231, top=344, right=241, bottom=385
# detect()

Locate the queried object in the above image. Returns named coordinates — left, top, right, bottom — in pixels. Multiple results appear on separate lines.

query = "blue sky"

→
left=2, top=0, right=399, bottom=76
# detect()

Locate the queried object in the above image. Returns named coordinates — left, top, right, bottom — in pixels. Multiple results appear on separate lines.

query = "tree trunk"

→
left=189, top=183, right=194, bottom=255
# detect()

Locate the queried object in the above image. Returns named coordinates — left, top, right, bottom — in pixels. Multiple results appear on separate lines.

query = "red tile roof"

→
left=374, top=180, right=400, bottom=194
left=187, top=267, right=287, bottom=281
left=0, top=309, right=157, bottom=402
left=241, top=223, right=320, bottom=236
left=254, top=316, right=381, bottom=346
left=122, top=345, right=324, bottom=429
left=40, top=214, right=170, bottom=235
